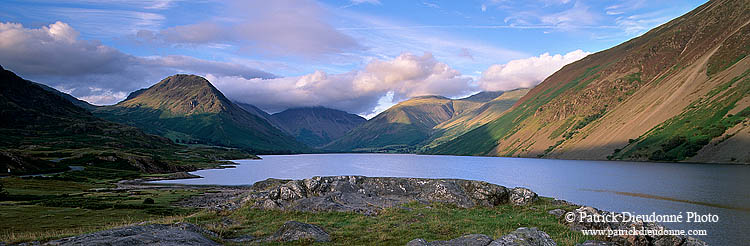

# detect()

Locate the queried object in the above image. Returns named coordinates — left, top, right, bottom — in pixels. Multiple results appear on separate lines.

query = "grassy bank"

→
left=0, top=177, right=198, bottom=243
left=1, top=176, right=594, bottom=245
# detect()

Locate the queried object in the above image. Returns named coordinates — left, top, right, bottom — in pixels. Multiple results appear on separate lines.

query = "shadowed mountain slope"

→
left=424, top=88, right=529, bottom=149
left=270, top=107, right=366, bottom=147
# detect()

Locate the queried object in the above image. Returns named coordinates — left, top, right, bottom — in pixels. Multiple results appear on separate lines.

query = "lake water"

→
left=155, top=154, right=750, bottom=244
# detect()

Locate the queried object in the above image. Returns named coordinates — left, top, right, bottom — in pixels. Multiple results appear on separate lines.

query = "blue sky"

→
left=0, top=0, right=706, bottom=117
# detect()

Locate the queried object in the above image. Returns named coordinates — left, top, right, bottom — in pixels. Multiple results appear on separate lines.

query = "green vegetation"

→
left=0, top=177, right=199, bottom=243
left=549, top=117, right=576, bottom=139
left=541, top=109, right=606, bottom=157
left=614, top=69, right=750, bottom=161
left=183, top=198, right=593, bottom=246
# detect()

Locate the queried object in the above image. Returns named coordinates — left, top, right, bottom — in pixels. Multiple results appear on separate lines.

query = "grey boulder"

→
left=44, top=223, right=219, bottom=246
left=266, top=221, right=331, bottom=242
left=407, top=234, right=494, bottom=246
left=510, top=188, right=538, bottom=206
left=488, top=227, right=556, bottom=246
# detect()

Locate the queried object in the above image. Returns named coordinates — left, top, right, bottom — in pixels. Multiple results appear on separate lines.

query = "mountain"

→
left=33, top=82, right=95, bottom=110
left=123, top=88, right=147, bottom=101
left=269, top=107, right=366, bottom=147
left=427, top=0, right=750, bottom=164
left=424, top=88, right=529, bottom=149
left=94, top=74, right=308, bottom=154
left=0, top=66, right=213, bottom=174
left=236, top=102, right=274, bottom=120
left=459, top=91, right=506, bottom=103
left=324, top=95, right=484, bottom=152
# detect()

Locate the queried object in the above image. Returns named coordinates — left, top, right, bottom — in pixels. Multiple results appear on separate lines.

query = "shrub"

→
left=143, top=198, right=155, bottom=204
left=0, top=182, right=7, bottom=200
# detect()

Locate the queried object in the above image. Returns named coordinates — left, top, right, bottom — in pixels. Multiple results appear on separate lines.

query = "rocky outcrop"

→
left=406, top=234, right=492, bottom=246
left=265, top=221, right=331, bottom=242
left=407, top=234, right=494, bottom=246
left=509, top=188, right=538, bottom=206
left=489, top=227, right=556, bottom=246
left=245, top=176, right=538, bottom=215
left=44, top=223, right=219, bottom=246
left=565, top=206, right=707, bottom=246
left=407, top=228, right=555, bottom=246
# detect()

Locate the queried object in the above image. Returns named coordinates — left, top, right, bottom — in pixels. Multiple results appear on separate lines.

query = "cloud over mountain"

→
left=211, top=52, right=473, bottom=115
left=477, top=49, right=590, bottom=91
left=0, top=21, right=273, bottom=104
left=0, top=21, right=588, bottom=115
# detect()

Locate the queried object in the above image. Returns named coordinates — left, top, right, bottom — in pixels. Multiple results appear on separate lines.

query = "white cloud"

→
left=0, top=21, right=274, bottom=105
left=477, top=50, right=590, bottom=91
left=79, top=87, right=128, bottom=105
left=211, top=52, right=473, bottom=115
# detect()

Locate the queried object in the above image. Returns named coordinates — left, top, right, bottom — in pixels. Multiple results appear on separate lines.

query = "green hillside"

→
left=324, top=96, right=482, bottom=152
left=0, top=66, right=251, bottom=175
left=94, top=75, right=308, bottom=154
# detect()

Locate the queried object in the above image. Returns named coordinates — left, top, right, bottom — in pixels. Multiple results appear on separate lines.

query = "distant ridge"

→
left=270, top=107, right=366, bottom=147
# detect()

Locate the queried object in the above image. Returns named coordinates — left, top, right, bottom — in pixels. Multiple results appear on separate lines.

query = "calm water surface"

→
left=156, top=154, right=750, bottom=245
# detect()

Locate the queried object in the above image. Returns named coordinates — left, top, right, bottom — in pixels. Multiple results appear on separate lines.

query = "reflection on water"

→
left=155, top=154, right=750, bottom=245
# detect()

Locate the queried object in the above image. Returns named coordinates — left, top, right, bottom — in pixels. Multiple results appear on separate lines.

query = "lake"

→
left=155, top=153, right=750, bottom=244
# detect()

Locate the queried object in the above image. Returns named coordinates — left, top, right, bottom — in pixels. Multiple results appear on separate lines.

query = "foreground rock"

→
left=489, top=227, right=556, bottom=246
left=407, top=234, right=494, bottom=246
left=265, top=221, right=331, bottom=242
left=45, top=223, right=219, bottom=246
left=245, top=176, right=538, bottom=215
left=407, top=228, right=555, bottom=246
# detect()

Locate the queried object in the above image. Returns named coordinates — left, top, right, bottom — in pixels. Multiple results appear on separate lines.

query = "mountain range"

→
left=324, top=90, right=526, bottom=152
left=94, top=75, right=308, bottom=154
left=2, top=0, right=746, bottom=169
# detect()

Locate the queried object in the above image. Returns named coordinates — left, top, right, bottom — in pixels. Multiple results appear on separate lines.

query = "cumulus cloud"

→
left=477, top=50, right=590, bottom=91
left=211, top=52, right=473, bottom=115
left=0, top=21, right=274, bottom=105
left=137, top=0, right=362, bottom=57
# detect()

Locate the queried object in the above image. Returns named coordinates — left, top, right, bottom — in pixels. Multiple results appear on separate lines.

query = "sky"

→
left=0, top=0, right=707, bottom=118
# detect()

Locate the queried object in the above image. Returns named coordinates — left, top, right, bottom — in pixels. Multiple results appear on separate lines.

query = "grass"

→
left=0, top=177, right=200, bottom=244
left=180, top=198, right=594, bottom=246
